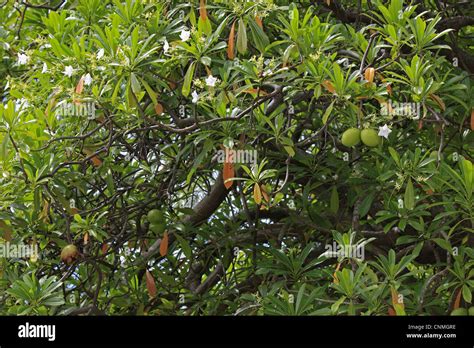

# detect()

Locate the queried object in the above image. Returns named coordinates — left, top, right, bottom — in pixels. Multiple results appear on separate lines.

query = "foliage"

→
left=0, top=0, right=473, bottom=316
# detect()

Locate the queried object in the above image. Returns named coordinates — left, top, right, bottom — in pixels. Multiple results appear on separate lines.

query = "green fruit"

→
left=147, top=209, right=164, bottom=224
left=469, top=307, right=474, bottom=316
left=360, top=129, right=381, bottom=147
left=60, top=244, right=79, bottom=264
left=341, top=128, right=361, bottom=147
left=149, top=223, right=166, bottom=234
left=450, top=308, right=468, bottom=316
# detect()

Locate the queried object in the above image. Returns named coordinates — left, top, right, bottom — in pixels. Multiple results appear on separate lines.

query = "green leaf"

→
left=198, top=16, right=212, bottom=36
left=432, top=238, right=452, bottom=253
left=200, top=56, right=212, bottom=66
left=331, top=295, right=346, bottom=313
left=359, top=192, right=374, bottom=217
left=462, top=284, right=472, bottom=303
left=182, top=61, right=196, bottom=97
left=0, top=134, right=9, bottom=161
left=130, top=73, right=141, bottom=94
left=111, top=75, right=125, bottom=105
left=140, top=78, right=158, bottom=106
left=237, top=18, right=247, bottom=55
left=388, top=147, right=400, bottom=167
left=404, top=179, right=415, bottom=210
left=174, top=233, right=192, bottom=259
left=284, top=145, right=295, bottom=157
left=322, top=100, right=334, bottom=125
left=248, top=18, right=269, bottom=53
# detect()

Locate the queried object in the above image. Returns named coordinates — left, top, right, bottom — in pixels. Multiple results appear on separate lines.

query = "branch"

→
left=138, top=171, right=230, bottom=263
left=438, top=16, right=474, bottom=31
left=22, top=0, right=65, bottom=10
left=194, top=262, right=224, bottom=295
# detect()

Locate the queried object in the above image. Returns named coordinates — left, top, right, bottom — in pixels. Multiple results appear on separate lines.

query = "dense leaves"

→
left=0, top=0, right=473, bottom=316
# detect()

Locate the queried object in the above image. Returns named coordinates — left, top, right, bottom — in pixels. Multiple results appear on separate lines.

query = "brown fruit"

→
left=60, top=244, right=79, bottom=264
left=364, top=67, right=375, bottom=84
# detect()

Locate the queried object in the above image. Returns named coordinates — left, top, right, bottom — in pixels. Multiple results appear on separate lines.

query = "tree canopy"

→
left=0, top=0, right=473, bottom=316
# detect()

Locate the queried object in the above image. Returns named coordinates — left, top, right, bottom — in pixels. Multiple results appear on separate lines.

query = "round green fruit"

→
left=341, top=128, right=361, bottom=147
left=149, top=223, right=166, bottom=234
left=469, top=307, right=474, bottom=316
left=147, top=209, right=164, bottom=224
left=360, top=129, right=381, bottom=147
left=60, top=244, right=79, bottom=264
left=450, top=308, right=468, bottom=316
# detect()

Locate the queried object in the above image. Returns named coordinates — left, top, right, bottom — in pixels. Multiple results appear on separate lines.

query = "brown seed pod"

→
left=60, top=244, right=79, bottom=264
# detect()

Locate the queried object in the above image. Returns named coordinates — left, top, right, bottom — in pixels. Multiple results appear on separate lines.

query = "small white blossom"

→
left=41, top=63, right=48, bottom=73
left=163, top=39, right=170, bottom=53
left=96, top=48, right=105, bottom=60
left=180, top=29, right=191, bottom=42
left=39, top=44, right=51, bottom=51
left=205, top=75, right=217, bottom=87
left=15, top=98, right=29, bottom=111
left=84, top=73, right=93, bottom=86
left=191, top=90, right=199, bottom=104
left=63, top=65, right=74, bottom=77
left=230, top=108, right=240, bottom=118
left=378, top=124, right=392, bottom=139
left=17, top=53, right=29, bottom=65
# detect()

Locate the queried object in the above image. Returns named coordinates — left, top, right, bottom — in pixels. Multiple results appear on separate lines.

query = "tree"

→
left=0, top=0, right=472, bottom=316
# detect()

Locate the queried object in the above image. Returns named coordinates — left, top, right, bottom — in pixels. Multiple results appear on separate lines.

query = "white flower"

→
left=96, top=48, right=105, bottom=60
left=230, top=107, right=240, bottom=117
left=41, top=63, right=48, bottom=73
left=378, top=124, right=392, bottom=139
left=15, top=98, right=29, bottom=111
left=191, top=90, right=199, bottom=104
left=63, top=65, right=74, bottom=77
left=17, top=53, right=29, bottom=65
left=84, top=73, right=93, bottom=86
left=163, top=39, right=170, bottom=53
left=205, top=75, right=217, bottom=87
left=180, top=29, right=191, bottom=42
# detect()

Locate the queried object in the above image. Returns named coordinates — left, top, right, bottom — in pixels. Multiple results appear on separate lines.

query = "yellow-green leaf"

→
left=237, top=18, right=247, bottom=55
left=253, top=183, right=262, bottom=204
left=404, top=179, right=415, bottom=210
left=284, top=145, right=295, bottom=157
left=322, top=100, right=334, bottom=124
left=182, top=61, right=196, bottom=97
